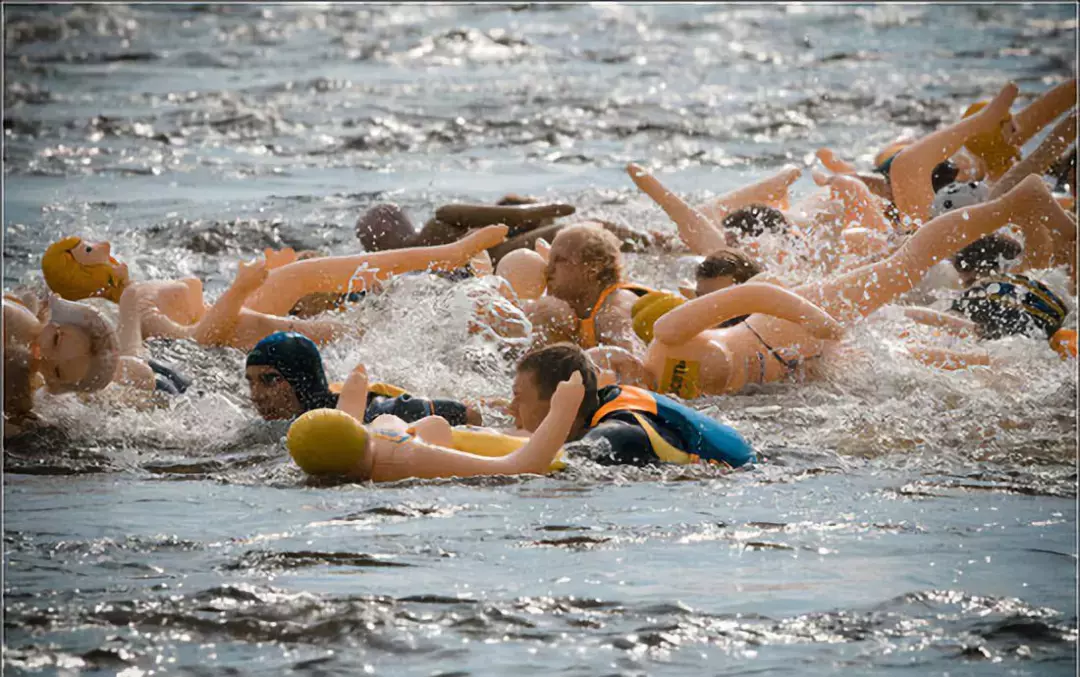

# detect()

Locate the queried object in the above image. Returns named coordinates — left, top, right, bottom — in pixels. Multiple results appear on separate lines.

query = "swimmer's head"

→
left=287, top=408, right=371, bottom=476
left=245, top=332, right=337, bottom=420
left=355, top=203, right=415, bottom=252
left=41, top=237, right=129, bottom=303
left=952, top=274, right=1068, bottom=341
left=37, top=295, right=119, bottom=394
left=721, top=205, right=789, bottom=242
left=496, top=249, right=548, bottom=301
left=932, top=181, right=990, bottom=219
left=930, top=160, right=961, bottom=194
left=545, top=224, right=623, bottom=301
left=694, top=247, right=762, bottom=298
left=513, top=343, right=599, bottom=438
left=962, top=100, right=1022, bottom=177
left=950, top=233, right=1022, bottom=288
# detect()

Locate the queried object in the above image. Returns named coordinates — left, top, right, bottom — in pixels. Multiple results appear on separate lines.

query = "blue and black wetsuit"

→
left=580, top=385, right=755, bottom=469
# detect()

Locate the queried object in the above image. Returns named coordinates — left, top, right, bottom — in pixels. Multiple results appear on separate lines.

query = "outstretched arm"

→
left=891, top=82, right=1019, bottom=224
left=905, top=344, right=991, bottom=370
left=1013, top=78, right=1077, bottom=148
left=991, top=109, right=1078, bottom=199
left=370, top=372, right=584, bottom=481
left=697, top=166, right=802, bottom=222
left=626, top=163, right=728, bottom=256
left=243, top=225, right=509, bottom=315
left=652, top=283, right=845, bottom=346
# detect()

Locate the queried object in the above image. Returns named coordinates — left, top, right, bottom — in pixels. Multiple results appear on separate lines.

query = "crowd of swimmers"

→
left=3, top=78, right=1078, bottom=482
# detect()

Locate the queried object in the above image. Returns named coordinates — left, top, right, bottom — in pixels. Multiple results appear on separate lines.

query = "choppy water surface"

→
left=3, top=4, right=1078, bottom=676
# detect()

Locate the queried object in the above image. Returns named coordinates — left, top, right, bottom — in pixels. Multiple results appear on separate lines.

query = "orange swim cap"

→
left=1049, top=328, right=1077, bottom=360
left=961, top=100, right=1022, bottom=178
left=41, top=237, right=127, bottom=303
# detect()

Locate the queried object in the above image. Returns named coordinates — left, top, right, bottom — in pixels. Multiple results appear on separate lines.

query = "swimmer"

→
left=634, top=174, right=1074, bottom=398
left=244, top=331, right=482, bottom=425
left=286, top=364, right=585, bottom=482
left=530, top=223, right=652, bottom=353
left=898, top=273, right=1074, bottom=368
left=510, top=343, right=754, bottom=468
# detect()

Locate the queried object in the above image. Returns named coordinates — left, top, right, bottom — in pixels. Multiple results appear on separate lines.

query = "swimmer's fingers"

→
left=552, top=370, right=586, bottom=406
left=263, top=247, right=298, bottom=270
left=233, top=257, right=270, bottom=289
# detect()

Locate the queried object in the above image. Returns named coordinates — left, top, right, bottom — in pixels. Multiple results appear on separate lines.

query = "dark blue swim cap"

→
left=245, top=332, right=337, bottom=412
left=952, top=274, right=1069, bottom=340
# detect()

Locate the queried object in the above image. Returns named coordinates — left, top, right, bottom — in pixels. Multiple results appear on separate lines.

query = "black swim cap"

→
left=246, top=332, right=338, bottom=412
left=930, top=160, right=960, bottom=194
left=952, top=274, right=1069, bottom=340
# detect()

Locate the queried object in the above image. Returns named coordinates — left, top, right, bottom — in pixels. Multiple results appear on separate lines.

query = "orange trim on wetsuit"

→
left=590, top=385, right=659, bottom=426
left=578, top=283, right=654, bottom=349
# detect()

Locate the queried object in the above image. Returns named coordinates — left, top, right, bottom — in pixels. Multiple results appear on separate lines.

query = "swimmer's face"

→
left=246, top=366, right=303, bottom=420
left=69, top=240, right=112, bottom=267
left=36, top=323, right=93, bottom=388
left=544, top=232, right=593, bottom=299
left=510, top=368, right=549, bottom=433
left=695, top=275, right=737, bottom=299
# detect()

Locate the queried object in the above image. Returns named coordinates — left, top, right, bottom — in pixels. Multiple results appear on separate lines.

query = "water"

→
left=3, top=4, right=1078, bottom=676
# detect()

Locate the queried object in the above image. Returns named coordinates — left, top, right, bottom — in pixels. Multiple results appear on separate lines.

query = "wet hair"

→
left=558, top=224, right=623, bottom=288
left=245, top=332, right=338, bottom=412
left=930, top=160, right=960, bottom=194
left=721, top=204, right=789, bottom=238
left=951, top=234, right=1022, bottom=278
left=355, top=203, right=415, bottom=252
left=695, top=248, right=762, bottom=284
left=952, top=274, right=1068, bottom=340
left=516, top=343, right=600, bottom=422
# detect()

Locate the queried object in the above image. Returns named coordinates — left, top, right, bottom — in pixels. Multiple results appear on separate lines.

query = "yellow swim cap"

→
left=41, top=237, right=128, bottom=303
left=287, top=408, right=370, bottom=476
left=631, top=290, right=686, bottom=343
left=962, top=100, right=1021, bottom=178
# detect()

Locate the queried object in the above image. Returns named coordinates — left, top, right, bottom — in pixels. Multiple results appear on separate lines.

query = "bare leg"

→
left=627, top=163, right=727, bottom=256
left=892, top=82, right=1019, bottom=224
left=698, top=165, right=802, bottom=222
left=243, top=225, right=508, bottom=316
left=795, top=175, right=1064, bottom=326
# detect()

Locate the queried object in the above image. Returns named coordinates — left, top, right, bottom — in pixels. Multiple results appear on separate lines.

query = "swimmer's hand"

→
left=456, top=224, right=509, bottom=257
left=550, top=371, right=585, bottom=410
left=337, top=363, right=370, bottom=420
left=263, top=247, right=298, bottom=270
left=233, top=257, right=269, bottom=292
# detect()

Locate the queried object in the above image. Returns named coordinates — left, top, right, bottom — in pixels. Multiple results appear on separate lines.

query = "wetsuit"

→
left=579, top=385, right=755, bottom=468
left=148, top=359, right=192, bottom=396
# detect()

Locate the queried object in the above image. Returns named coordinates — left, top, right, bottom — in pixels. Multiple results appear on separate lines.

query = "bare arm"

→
left=626, top=163, right=727, bottom=256
left=113, top=286, right=157, bottom=391
left=1013, top=78, right=1078, bottom=148
left=905, top=344, right=990, bottom=370
left=336, top=364, right=369, bottom=420
left=593, top=291, right=647, bottom=355
left=902, top=307, right=976, bottom=337
left=370, top=372, right=584, bottom=481
left=991, top=109, right=1078, bottom=198
left=652, top=283, right=845, bottom=346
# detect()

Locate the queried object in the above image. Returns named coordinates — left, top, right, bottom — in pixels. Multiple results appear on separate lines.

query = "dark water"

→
left=3, top=4, right=1078, bottom=676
